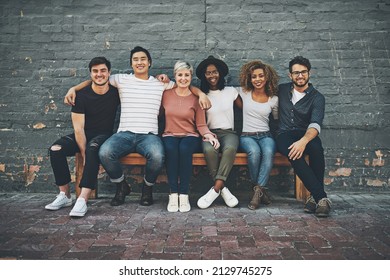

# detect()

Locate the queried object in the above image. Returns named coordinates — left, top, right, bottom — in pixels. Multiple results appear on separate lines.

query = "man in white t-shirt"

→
left=64, top=47, right=210, bottom=207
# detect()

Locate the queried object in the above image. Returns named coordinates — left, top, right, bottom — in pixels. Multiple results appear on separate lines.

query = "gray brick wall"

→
left=0, top=0, right=389, bottom=194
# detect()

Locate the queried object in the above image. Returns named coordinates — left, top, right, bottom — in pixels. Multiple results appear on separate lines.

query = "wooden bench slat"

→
left=119, top=152, right=292, bottom=166
left=75, top=152, right=310, bottom=201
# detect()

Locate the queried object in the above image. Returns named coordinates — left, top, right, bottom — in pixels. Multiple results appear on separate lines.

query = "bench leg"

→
left=294, top=174, right=310, bottom=201
left=75, top=153, right=97, bottom=199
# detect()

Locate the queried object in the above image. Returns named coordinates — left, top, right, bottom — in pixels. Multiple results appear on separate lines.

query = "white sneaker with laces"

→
left=69, top=197, right=88, bottom=217
left=197, top=187, right=220, bottom=209
left=221, top=187, right=239, bottom=207
left=167, top=193, right=179, bottom=212
left=179, top=194, right=191, bottom=212
left=45, top=191, right=72, bottom=210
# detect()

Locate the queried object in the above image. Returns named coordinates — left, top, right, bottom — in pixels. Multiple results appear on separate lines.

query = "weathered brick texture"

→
left=0, top=0, right=389, bottom=194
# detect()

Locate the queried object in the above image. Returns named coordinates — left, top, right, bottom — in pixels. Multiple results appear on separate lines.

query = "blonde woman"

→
left=161, top=61, right=220, bottom=212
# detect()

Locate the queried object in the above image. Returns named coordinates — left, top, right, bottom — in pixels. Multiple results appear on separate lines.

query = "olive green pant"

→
left=202, top=129, right=239, bottom=182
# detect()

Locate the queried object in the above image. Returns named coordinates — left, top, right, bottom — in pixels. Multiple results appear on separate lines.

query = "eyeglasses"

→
left=205, top=70, right=219, bottom=76
left=291, top=70, right=309, bottom=77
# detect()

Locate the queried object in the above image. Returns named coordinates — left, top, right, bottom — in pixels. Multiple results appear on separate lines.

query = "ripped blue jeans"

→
left=49, top=133, right=111, bottom=189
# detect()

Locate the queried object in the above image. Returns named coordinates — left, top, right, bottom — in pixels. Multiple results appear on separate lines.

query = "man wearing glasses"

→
left=276, top=56, right=331, bottom=217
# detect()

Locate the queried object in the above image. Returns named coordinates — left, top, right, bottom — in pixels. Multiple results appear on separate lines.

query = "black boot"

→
left=140, top=183, right=153, bottom=206
left=110, top=180, right=131, bottom=206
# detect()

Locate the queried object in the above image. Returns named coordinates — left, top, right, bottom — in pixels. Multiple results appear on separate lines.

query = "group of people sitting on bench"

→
left=44, top=46, right=331, bottom=218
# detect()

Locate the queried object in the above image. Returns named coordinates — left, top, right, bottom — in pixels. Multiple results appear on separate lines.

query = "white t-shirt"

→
left=238, top=88, right=279, bottom=133
left=292, top=88, right=306, bottom=105
left=110, top=74, right=174, bottom=134
left=205, top=87, right=239, bottom=130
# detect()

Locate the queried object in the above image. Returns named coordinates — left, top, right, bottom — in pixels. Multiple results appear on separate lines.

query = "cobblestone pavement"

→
left=0, top=192, right=389, bottom=260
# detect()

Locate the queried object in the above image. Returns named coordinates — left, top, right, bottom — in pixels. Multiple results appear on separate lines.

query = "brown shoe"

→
left=304, top=195, right=316, bottom=213
left=110, top=180, right=131, bottom=206
left=260, top=187, right=271, bottom=205
left=248, top=186, right=263, bottom=210
left=315, top=198, right=331, bottom=217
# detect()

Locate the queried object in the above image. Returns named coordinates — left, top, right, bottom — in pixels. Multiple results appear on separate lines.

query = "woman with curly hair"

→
left=238, top=60, right=279, bottom=210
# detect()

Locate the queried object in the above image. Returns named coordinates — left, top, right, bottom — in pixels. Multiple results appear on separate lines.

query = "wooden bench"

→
left=75, top=152, right=310, bottom=201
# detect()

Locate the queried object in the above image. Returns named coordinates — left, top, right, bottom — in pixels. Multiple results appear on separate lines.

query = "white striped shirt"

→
left=110, top=73, right=174, bottom=134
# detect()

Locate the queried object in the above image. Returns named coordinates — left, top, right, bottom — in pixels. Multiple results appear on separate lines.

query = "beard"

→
left=292, top=78, right=309, bottom=88
left=92, top=79, right=109, bottom=86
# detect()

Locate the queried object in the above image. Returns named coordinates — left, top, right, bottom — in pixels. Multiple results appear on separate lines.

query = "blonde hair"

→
left=239, top=60, right=279, bottom=96
left=173, top=60, right=193, bottom=76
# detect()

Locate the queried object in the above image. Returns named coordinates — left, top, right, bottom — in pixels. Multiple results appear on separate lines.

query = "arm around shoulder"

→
left=64, top=80, right=92, bottom=106
left=189, top=85, right=211, bottom=110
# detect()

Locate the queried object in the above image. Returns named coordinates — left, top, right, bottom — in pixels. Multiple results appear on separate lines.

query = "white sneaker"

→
left=197, top=187, right=220, bottom=209
left=45, top=191, right=72, bottom=210
left=69, top=198, right=88, bottom=217
left=167, top=193, right=179, bottom=212
left=221, top=187, right=239, bottom=207
left=179, top=194, right=191, bottom=212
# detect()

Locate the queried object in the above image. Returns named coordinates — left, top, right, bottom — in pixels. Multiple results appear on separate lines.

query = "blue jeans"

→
left=162, top=136, right=202, bottom=194
left=239, top=132, right=276, bottom=187
left=99, top=131, right=164, bottom=184
left=276, top=130, right=327, bottom=202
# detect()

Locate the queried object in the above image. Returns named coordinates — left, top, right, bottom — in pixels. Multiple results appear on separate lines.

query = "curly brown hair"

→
left=239, top=60, right=279, bottom=96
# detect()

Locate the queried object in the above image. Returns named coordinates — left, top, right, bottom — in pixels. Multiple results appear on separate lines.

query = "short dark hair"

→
left=289, top=56, right=311, bottom=73
left=130, top=46, right=152, bottom=67
left=88, top=57, right=111, bottom=72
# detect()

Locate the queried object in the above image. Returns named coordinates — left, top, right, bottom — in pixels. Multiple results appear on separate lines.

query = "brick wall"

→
left=0, top=0, right=389, bottom=195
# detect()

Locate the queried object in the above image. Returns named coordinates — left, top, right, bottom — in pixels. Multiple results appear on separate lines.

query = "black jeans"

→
left=276, top=130, right=327, bottom=202
left=49, top=132, right=110, bottom=190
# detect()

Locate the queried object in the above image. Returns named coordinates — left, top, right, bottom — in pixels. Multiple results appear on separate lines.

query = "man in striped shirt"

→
left=65, top=46, right=210, bottom=207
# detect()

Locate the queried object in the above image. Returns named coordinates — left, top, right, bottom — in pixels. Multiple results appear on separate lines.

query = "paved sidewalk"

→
left=0, top=192, right=389, bottom=260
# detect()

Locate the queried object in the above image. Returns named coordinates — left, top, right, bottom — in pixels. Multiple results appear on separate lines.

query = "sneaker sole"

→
left=69, top=210, right=87, bottom=217
left=45, top=202, right=72, bottom=211
left=225, top=201, right=239, bottom=208
left=197, top=197, right=218, bottom=209
left=197, top=203, right=212, bottom=209
left=221, top=196, right=239, bottom=208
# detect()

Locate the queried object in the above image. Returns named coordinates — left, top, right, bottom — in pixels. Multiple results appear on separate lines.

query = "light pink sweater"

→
left=161, top=88, right=212, bottom=138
